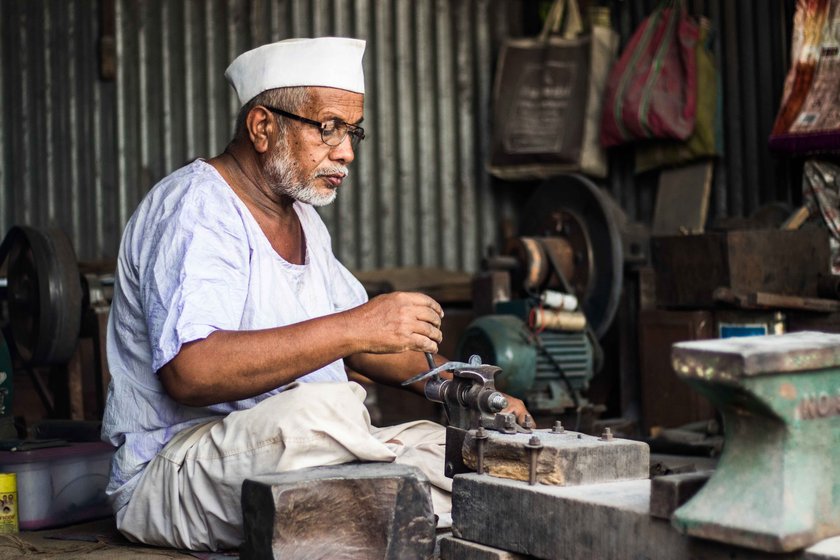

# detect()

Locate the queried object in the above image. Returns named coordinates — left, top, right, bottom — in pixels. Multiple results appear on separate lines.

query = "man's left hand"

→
left=501, top=393, right=531, bottom=425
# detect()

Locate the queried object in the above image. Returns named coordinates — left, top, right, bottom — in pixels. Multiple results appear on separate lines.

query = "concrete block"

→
left=452, top=473, right=838, bottom=560
left=461, top=429, right=648, bottom=486
left=650, top=470, right=713, bottom=520
left=241, top=463, right=435, bottom=560
left=440, top=536, right=535, bottom=559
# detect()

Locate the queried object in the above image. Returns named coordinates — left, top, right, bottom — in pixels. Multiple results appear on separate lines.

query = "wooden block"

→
left=749, top=292, right=840, bottom=313
left=241, top=463, right=435, bottom=560
left=714, top=288, right=840, bottom=313
left=440, top=536, right=535, bottom=559
left=452, top=474, right=839, bottom=560
left=461, top=429, right=649, bottom=486
left=650, top=470, right=713, bottom=520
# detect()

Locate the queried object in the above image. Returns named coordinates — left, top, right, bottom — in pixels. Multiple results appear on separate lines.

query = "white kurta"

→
left=101, top=160, right=368, bottom=512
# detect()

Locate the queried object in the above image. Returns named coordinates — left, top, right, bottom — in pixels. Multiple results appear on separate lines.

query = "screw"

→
left=600, top=427, right=614, bottom=442
left=525, top=435, right=543, bottom=486
left=523, top=414, right=535, bottom=432
left=475, top=426, right=489, bottom=475
left=552, top=421, right=565, bottom=434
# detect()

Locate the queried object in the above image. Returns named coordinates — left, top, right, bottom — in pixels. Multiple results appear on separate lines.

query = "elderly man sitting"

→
left=101, top=37, right=527, bottom=551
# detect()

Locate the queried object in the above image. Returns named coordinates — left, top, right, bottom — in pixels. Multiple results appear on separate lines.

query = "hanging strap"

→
left=539, top=0, right=585, bottom=43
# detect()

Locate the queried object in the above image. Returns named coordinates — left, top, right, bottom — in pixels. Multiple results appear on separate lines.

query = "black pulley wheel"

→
left=1, top=226, right=82, bottom=365
left=519, top=174, right=623, bottom=338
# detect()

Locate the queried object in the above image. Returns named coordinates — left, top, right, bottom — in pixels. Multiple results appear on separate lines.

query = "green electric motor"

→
left=456, top=314, right=593, bottom=414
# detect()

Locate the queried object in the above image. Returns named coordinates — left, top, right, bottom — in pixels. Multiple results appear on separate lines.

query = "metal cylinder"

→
left=424, top=376, right=449, bottom=404
left=540, top=290, right=578, bottom=311
left=532, top=309, right=587, bottom=331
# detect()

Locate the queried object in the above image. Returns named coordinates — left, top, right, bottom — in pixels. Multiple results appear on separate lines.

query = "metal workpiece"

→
left=418, top=354, right=521, bottom=480
left=671, top=332, right=840, bottom=553
left=424, top=376, right=508, bottom=422
left=410, top=354, right=508, bottom=433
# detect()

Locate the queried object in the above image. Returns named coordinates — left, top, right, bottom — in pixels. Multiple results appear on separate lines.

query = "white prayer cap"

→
left=225, top=37, right=366, bottom=106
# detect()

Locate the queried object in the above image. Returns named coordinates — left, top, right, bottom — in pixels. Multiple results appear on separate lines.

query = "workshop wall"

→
left=0, top=0, right=799, bottom=270
left=0, top=0, right=525, bottom=271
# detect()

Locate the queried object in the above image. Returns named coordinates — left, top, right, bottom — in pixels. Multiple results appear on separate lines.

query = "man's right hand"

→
left=346, top=292, right=443, bottom=355
left=160, top=291, right=444, bottom=407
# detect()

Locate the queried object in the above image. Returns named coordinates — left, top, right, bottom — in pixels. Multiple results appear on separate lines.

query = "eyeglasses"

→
left=264, top=106, right=366, bottom=148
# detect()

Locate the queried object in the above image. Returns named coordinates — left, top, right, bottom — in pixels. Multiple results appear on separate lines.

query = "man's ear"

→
left=246, top=106, right=272, bottom=154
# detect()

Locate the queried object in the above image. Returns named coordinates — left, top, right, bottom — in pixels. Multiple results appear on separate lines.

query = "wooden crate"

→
left=651, top=229, right=831, bottom=308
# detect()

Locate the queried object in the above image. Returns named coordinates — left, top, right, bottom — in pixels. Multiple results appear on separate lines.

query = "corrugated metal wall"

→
left=0, top=0, right=800, bottom=270
left=1, top=0, right=525, bottom=271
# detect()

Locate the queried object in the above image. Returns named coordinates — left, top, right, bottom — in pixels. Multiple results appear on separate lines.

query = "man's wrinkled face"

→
left=264, top=87, right=364, bottom=206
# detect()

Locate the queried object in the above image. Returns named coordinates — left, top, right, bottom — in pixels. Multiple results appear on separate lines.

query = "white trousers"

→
left=115, top=382, right=452, bottom=551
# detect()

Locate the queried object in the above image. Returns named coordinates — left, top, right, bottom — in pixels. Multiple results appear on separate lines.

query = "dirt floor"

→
left=0, top=517, right=238, bottom=559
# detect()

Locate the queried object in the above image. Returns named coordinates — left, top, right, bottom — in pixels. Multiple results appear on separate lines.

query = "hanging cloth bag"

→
left=488, top=0, right=618, bottom=179
left=634, top=17, right=720, bottom=173
left=600, top=0, right=699, bottom=148
left=769, top=0, right=840, bottom=154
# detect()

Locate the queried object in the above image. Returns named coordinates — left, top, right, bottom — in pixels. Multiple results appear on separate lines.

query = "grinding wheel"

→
left=519, top=174, right=623, bottom=338
left=0, top=226, right=82, bottom=365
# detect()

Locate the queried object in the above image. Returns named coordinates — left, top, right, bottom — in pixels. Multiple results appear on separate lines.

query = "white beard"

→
left=264, top=143, right=347, bottom=207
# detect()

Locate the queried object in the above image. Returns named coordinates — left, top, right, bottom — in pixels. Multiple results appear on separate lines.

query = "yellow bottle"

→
left=0, top=473, right=18, bottom=533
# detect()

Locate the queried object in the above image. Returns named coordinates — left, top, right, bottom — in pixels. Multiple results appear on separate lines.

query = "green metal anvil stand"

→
left=671, top=331, right=840, bottom=553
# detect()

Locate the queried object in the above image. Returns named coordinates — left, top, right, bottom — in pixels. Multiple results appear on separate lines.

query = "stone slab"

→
left=461, top=428, right=649, bottom=486
left=451, top=473, right=840, bottom=560
left=440, top=536, right=535, bottom=559
left=241, top=463, right=435, bottom=560
left=650, top=470, right=713, bottom=520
